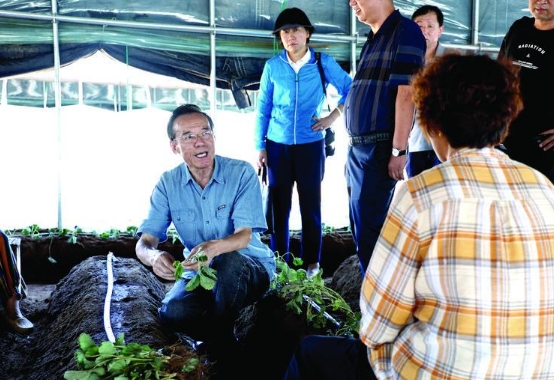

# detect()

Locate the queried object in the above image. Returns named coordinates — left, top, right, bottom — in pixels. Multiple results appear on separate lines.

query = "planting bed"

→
left=0, top=231, right=359, bottom=380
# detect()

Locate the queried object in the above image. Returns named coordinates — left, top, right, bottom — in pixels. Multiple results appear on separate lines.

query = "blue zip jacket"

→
left=254, top=47, right=352, bottom=150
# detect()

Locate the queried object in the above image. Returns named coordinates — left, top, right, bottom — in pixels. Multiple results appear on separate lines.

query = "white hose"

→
left=104, top=252, right=116, bottom=343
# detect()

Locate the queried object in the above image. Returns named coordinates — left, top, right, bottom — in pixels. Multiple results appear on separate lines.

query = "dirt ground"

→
left=0, top=256, right=191, bottom=380
left=0, top=284, right=55, bottom=380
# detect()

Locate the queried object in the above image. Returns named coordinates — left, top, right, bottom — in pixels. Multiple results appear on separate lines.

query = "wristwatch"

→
left=392, top=147, right=407, bottom=157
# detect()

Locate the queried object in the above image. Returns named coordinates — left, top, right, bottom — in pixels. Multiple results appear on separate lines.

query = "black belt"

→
left=349, top=132, right=392, bottom=146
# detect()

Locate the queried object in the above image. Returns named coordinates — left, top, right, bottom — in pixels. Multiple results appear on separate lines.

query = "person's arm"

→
left=389, top=84, right=415, bottom=180
left=310, top=106, right=344, bottom=131
left=310, top=54, right=352, bottom=132
left=388, top=21, right=424, bottom=180
left=136, top=232, right=176, bottom=281
left=325, top=53, right=353, bottom=109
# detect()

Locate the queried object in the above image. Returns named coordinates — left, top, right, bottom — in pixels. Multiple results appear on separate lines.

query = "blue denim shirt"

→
left=138, top=155, right=276, bottom=279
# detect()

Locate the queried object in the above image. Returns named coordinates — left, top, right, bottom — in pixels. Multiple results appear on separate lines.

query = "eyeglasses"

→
left=174, top=130, right=214, bottom=143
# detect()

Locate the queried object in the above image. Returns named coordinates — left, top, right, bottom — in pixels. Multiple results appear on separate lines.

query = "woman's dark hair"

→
left=166, top=104, right=214, bottom=140
left=412, top=53, right=523, bottom=148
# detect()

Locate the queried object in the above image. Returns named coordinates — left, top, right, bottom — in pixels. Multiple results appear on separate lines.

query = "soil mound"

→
left=0, top=255, right=185, bottom=380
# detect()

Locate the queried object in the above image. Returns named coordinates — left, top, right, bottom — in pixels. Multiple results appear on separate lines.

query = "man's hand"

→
left=538, top=129, right=554, bottom=152
left=388, top=156, right=407, bottom=181
left=151, top=251, right=176, bottom=281
left=182, top=241, right=218, bottom=270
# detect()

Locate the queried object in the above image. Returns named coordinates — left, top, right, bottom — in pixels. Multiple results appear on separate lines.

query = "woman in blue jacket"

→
left=255, top=7, right=352, bottom=277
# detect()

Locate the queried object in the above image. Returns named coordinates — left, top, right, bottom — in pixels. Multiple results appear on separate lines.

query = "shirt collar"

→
left=182, top=155, right=224, bottom=186
left=287, top=48, right=311, bottom=71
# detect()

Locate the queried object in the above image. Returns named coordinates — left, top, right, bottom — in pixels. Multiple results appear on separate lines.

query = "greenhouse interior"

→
left=0, top=0, right=529, bottom=232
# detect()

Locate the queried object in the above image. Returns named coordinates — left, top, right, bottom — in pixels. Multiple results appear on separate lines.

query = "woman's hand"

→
left=311, top=107, right=343, bottom=133
left=311, top=115, right=333, bottom=133
left=257, top=150, right=267, bottom=170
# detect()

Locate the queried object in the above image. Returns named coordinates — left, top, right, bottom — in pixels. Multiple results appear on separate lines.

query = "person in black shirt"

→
left=498, top=0, right=554, bottom=182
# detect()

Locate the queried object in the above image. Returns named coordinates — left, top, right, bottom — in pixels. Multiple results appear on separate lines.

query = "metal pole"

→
left=472, top=0, right=480, bottom=47
left=209, top=0, right=216, bottom=117
left=51, top=0, right=63, bottom=230
left=0, top=9, right=498, bottom=52
left=350, top=5, right=358, bottom=77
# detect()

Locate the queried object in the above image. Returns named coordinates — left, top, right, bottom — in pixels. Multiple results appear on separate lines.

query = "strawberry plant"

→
left=55, top=226, right=84, bottom=244
left=173, top=251, right=218, bottom=291
left=126, top=226, right=139, bottom=236
left=167, top=228, right=181, bottom=244
left=97, top=228, right=121, bottom=239
left=270, top=253, right=360, bottom=337
left=21, top=224, right=41, bottom=239
left=63, top=332, right=204, bottom=380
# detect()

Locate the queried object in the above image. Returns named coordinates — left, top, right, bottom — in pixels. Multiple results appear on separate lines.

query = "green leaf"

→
left=197, top=253, right=208, bottom=262
left=115, top=333, right=126, bottom=346
left=179, top=252, right=219, bottom=291
left=183, top=357, right=199, bottom=372
left=107, top=358, right=130, bottom=373
left=98, top=341, right=117, bottom=356
left=78, top=333, right=97, bottom=351
left=184, top=275, right=201, bottom=291
left=173, top=260, right=184, bottom=280
left=63, top=371, right=92, bottom=380
left=65, top=333, right=202, bottom=380
left=270, top=252, right=361, bottom=337
left=199, top=271, right=216, bottom=290
left=292, top=257, right=304, bottom=266
left=74, top=351, right=96, bottom=369
left=200, top=266, right=217, bottom=280
left=63, top=368, right=105, bottom=380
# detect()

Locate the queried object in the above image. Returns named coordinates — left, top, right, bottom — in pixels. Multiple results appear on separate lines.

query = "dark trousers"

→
left=159, top=252, right=269, bottom=338
left=346, top=142, right=396, bottom=274
left=406, top=150, right=441, bottom=178
left=158, top=252, right=270, bottom=378
left=266, top=139, right=325, bottom=266
left=282, top=335, right=377, bottom=380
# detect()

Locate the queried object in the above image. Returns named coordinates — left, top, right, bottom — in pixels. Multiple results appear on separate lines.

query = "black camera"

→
left=325, top=128, right=335, bottom=157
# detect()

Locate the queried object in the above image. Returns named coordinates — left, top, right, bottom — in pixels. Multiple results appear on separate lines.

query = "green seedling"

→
left=173, top=251, right=218, bottom=291
left=63, top=332, right=199, bottom=380
left=270, top=253, right=361, bottom=337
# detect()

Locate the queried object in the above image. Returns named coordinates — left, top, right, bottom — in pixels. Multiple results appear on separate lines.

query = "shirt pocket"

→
left=171, top=208, right=196, bottom=226
left=215, top=203, right=230, bottom=219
